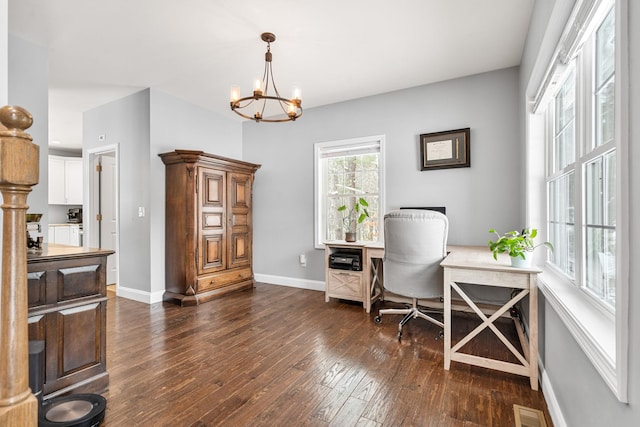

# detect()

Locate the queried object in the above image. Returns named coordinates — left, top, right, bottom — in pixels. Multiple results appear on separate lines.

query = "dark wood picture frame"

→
left=420, top=128, right=470, bottom=171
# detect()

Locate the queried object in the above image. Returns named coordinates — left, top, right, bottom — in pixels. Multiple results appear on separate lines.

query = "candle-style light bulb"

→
left=230, top=86, right=240, bottom=103
left=254, top=79, right=263, bottom=96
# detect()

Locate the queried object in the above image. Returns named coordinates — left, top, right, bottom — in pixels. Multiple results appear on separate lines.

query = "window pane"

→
left=554, top=70, right=575, bottom=171
left=595, top=8, right=615, bottom=149
left=605, top=151, right=616, bottom=226
left=585, top=151, right=616, bottom=226
left=359, top=195, right=379, bottom=241
left=323, top=152, right=380, bottom=242
left=584, top=150, right=615, bottom=308
left=585, top=226, right=616, bottom=306
left=596, top=78, right=615, bottom=147
left=596, top=9, right=615, bottom=87
left=548, top=172, right=575, bottom=278
left=362, top=170, right=378, bottom=193
left=585, top=157, right=603, bottom=225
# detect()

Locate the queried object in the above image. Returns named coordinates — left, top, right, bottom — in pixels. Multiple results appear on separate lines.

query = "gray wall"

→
left=8, top=35, right=49, bottom=229
left=1, top=0, right=6, bottom=106
left=84, top=89, right=152, bottom=295
left=148, top=89, right=242, bottom=295
left=243, top=67, right=523, bottom=283
left=0, top=0, right=5, bottom=279
left=520, top=0, right=640, bottom=425
left=83, top=88, right=242, bottom=299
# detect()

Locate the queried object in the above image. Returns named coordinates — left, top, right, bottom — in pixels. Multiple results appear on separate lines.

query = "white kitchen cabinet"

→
left=48, top=224, right=82, bottom=246
left=48, top=156, right=83, bottom=205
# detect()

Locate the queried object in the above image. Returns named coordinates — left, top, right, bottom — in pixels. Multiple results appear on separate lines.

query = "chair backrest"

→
left=383, top=209, right=449, bottom=299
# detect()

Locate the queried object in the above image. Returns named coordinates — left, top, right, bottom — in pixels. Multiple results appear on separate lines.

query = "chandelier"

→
left=230, top=32, right=302, bottom=123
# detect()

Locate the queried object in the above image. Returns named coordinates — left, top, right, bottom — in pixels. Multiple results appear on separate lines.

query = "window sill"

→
left=538, top=266, right=622, bottom=399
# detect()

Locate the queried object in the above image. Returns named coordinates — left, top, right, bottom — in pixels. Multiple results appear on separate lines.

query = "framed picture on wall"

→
left=420, top=128, right=470, bottom=171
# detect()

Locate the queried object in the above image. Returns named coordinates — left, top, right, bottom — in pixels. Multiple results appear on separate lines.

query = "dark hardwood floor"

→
left=102, top=284, right=552, bottom=426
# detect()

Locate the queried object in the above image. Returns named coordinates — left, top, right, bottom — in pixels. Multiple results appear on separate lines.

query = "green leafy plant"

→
left=337, top=197, right=370, bottom=233
left=488, top=228, right=553, bottom=260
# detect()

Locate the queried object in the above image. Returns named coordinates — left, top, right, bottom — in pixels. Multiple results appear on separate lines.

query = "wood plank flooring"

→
left=101, top=284, right=553, bottom=426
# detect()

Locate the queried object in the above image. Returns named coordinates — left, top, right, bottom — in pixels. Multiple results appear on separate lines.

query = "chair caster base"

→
left=374, top=315, right=382, bottom=324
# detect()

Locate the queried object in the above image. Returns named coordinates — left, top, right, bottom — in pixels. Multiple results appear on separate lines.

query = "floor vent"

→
left=513, top=404, right=547, bottom=427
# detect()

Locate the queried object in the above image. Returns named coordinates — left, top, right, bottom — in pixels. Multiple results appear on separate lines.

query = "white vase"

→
left=510, top=252, right=533, bottom=268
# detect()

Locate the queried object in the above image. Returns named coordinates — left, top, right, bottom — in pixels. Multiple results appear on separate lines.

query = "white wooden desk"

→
left=440, top=246, right=540, bottom=390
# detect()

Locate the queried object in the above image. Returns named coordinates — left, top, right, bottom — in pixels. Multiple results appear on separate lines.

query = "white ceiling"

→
left=9, top=0, right=534, bottom=150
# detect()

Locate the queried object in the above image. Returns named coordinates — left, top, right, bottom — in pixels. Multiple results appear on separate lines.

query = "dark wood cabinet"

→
left=159, top=150, right=260, bottom=306
left=27, top=245, right=113, bottom=399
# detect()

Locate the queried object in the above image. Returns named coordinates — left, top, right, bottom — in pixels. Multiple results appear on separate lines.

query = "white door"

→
left=100, top=154, right=118, bottom=285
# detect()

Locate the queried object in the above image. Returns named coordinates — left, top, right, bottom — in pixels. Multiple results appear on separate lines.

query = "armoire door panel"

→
left=200, top=234, right=225, bottom=273
left=229, top=173, right=251, bottom=210
left=200, top=169, right=225, bottom=208
left=229, top=231, right=251, bottom=268
left=202, top=212, right=224, bottom=230
left=232, top=212, right=248, bottom=227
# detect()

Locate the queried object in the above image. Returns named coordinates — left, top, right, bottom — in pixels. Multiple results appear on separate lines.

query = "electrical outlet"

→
left=138, top=206, right=145, bottom=217
left=299, top=254, right=307, bottom=267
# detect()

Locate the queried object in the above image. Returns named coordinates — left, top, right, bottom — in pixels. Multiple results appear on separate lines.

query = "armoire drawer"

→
left=196, top=267, right=253, bottom=293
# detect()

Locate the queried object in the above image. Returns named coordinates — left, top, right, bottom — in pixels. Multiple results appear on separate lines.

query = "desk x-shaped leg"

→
left=446, top=281, right=531, bottom=379
left=370, top=258, right=383, bottom=301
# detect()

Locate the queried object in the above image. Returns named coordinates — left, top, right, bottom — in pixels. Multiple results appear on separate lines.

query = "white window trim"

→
left=313, top=135, right=386, bottom=249
left=527, top=0, right=628, bottom=402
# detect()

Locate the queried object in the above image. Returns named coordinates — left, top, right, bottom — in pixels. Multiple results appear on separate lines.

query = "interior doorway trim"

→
left=85, top=143, right=120, bottom=292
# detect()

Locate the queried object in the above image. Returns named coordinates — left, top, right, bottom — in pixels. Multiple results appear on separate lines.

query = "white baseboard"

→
left=521, top=310, right=567, bottom=427
left=116, top=285, right=164, bottom=304
left=254, top=273, right=325, bottom=292
left=114, top=275, right=323, bottom=305
left=539, top=360, right=568, bottom=427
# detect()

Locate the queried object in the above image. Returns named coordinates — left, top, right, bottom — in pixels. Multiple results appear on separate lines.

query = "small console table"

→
left=440, top=246, right=540, bottom=390
left=324, top=241, right=384, bottom=313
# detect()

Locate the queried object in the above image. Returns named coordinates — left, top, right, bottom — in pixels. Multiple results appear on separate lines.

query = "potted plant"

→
left=488, top=228, right=553, bottom=268
left=337, top=197, right=370, bottom=242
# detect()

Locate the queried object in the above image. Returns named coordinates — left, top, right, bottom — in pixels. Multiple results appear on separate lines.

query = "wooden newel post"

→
left=0, top=105, right=39, bottom=427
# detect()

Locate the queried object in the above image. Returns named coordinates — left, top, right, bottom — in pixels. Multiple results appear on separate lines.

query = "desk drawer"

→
left=327, top=270, right=363, bottom=301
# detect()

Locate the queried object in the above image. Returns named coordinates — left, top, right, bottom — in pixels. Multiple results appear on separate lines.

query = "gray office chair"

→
left=374, top=209, right=448, bottom=341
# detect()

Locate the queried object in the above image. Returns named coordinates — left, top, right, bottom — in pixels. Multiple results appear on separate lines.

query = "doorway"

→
left=87, top=145, right=119, bottom=289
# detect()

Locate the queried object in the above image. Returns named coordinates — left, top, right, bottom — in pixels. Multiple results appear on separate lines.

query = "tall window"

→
left=546, top=6, right=616, bottom=310
left=548, top=69, right=576, bottom=279
left=314, top=136, right=385, bottom=247
left=532, top=0, right=627, bottom=402
left=585, top=8, right=616, bottom=306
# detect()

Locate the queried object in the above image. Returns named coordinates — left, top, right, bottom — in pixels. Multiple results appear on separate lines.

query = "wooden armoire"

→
left=159, top=150, right=261, bottom=306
